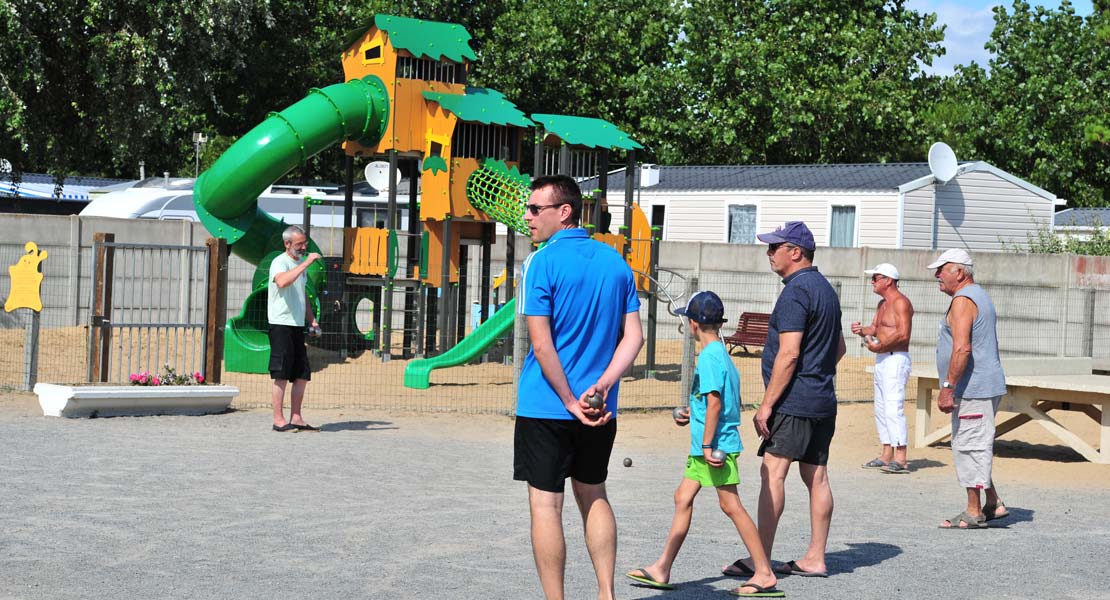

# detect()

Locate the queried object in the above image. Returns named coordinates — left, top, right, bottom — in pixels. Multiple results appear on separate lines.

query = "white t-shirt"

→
left=268, top=252, right=306, bottom=326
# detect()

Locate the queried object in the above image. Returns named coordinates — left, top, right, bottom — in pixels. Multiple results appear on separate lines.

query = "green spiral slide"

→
left=194, top=75, right=390, bottom=373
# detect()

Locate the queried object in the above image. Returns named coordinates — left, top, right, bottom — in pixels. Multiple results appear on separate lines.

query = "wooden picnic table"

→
left=912, top=357, right=1110, bottom=463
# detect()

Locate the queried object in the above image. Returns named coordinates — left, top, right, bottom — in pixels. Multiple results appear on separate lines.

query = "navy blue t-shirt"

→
left=761, top=266, right=842, bottom=418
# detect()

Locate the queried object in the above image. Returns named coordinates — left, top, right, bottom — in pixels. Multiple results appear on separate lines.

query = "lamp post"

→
left=192, top=132, right=208, bottom=177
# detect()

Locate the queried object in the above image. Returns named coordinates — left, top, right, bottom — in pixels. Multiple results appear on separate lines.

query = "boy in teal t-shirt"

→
left=625, top=291, right=782, bottom=598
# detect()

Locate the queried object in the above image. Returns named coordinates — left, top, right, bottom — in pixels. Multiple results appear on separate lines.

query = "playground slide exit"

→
left=402, top=298, right=516, bottom=390
left=193, top=76, right=390, bottom=373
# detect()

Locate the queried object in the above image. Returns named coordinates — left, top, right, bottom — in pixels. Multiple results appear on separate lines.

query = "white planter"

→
left=33, top=383, right=239, bottom=418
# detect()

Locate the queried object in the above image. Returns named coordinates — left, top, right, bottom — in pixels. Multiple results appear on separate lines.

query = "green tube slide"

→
left=194, top=75, right=390, bottom=373
left=403, top=298, right=517, bottom=390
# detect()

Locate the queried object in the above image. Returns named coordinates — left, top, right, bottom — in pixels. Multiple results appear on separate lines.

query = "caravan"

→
left=80, top=177, right=412, bottom=229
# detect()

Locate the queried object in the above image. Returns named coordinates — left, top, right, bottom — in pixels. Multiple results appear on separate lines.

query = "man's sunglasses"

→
left=525, top=202, right=567, bottom=216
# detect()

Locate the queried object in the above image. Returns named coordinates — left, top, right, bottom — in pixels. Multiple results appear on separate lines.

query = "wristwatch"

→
left=942, top=381, right=952, bottom=389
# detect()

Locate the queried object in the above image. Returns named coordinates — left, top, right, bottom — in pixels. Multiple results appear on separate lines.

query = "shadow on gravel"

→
left=993, top=440, right=1086, bottom=462
left=319, top=420, right=397, bottom=432
left=985, top=506, right=1035, bottom=528
left=826, top=541, right=902, bottom=575
left=906, top=458, right=946, bottom=472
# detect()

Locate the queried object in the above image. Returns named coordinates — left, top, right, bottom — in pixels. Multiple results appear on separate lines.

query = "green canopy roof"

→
left=344, top=15, right=476, bottom=63
left=423, top=87, right=535, bottom=128
left=530, top=114, right=642, bottom=150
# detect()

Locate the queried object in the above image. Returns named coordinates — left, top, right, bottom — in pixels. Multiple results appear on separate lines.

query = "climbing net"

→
left=465, top=159, right=530, bottom=235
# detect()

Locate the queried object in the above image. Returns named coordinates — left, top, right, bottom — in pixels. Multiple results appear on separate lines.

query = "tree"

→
left=632, top=0, right=947, bottom=165
left=935, top=1, right=1109, bottom=207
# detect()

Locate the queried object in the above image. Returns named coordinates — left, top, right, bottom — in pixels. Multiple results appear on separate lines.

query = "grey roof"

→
left=581, top=163, right=936, bottom=193
left=1, top=171, right=132, bottom=202
left=1055, top=208, right=1110, bottom=227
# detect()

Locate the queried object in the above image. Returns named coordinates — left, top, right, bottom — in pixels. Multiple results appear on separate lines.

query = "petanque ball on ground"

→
left=623, top=457, right=632, bottom=467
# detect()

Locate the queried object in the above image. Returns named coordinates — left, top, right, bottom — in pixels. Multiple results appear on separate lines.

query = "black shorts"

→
left=268, top=324, right=311, bottom=381
left=757, top=413, right=835, bottom=466
left=513, top=417, right=617, bottom=493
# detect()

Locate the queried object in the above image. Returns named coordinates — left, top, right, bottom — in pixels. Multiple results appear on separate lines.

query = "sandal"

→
left=982, top=503, right=1010, bottom=521
left=939, top=511, right=987, bottom=529
left=862, top=458, right=886, bottom=469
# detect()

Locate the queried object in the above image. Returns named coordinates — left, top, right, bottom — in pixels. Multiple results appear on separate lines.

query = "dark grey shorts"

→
left=757, top=412, right=836, bottom=466
left=268, top=324, right=311, bottom=382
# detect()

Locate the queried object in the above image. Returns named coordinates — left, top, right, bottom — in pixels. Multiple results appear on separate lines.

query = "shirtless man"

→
left=851, top=263, right=914, bottom=474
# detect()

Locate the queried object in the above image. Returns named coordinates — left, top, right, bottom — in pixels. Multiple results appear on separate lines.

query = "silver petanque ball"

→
left=586, top=394, right=604, bottom=410
left=710, top=449, right=726, bottom=462
left=623, top=457, right=633, bottom=467
left=673, top=406, right=688, bottom=425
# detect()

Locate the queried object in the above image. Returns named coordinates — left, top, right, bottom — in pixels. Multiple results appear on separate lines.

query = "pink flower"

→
left=194, top=373, right=205, bottom=384
left=152, top=377, right=161, bottom=386
left=138, top=375, right=148, bottom=384
left=130, top=373, right=139, bottom=383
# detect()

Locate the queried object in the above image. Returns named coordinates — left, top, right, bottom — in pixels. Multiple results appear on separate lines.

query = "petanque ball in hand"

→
left=673, top=406, right=688, bottom=425
left=586, top=394, right=604, bottom=410
left=623, top=457, right=632, bottom=467
left=710, top=449, right=726, bottom=462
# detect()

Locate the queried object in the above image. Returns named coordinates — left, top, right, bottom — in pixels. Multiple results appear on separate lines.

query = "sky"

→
left=906, top=0, right=1095, bottom=75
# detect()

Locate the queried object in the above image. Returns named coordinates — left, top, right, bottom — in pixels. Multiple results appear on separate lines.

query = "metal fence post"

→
left=90, top=232, right=115, bottom=383
left=678, top=274, right=699, bottom=408
left=23, top=309, right=40, bottom=391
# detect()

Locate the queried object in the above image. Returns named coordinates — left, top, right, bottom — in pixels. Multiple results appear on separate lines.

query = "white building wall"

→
left=901, top=185, right=935, bottom=249
left=933, top=170, right=1054, bottom=251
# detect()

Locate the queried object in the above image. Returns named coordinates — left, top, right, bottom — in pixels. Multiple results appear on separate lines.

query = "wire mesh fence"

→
left=4, top=233, right=1110, bottom=414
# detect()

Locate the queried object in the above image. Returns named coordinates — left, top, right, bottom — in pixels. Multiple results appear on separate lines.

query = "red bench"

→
left=724, top=312, right=770, bottom=355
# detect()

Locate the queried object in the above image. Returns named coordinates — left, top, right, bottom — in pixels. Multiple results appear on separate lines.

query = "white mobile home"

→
left=586, top=162, right=1063, bottom=250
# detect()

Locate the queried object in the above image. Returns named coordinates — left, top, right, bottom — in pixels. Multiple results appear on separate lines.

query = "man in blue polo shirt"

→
left=514, top=174, right=643, bottom=600
left=724, top=220, right=845, bottom=581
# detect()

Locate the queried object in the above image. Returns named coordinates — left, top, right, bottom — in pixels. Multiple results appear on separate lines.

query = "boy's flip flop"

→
left=625, top=569, right=675, bottom=590
left=775, top=560, right=828, bottom=578
left=730, top=581, right=786, bottom=597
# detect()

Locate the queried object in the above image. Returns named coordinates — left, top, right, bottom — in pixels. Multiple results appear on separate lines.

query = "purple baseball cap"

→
left=756, top=221, right=816, bottom=251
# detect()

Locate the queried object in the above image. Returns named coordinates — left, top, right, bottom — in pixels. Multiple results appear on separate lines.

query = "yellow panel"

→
left=592, top=233, right=625, bottom=255
left=421, top=220, right=460, bottom=287
left=627, top=204, right=653, bottom=293
left=342, top=228, right=391, bottom=276
left=4, top=241, right=47, bottom=312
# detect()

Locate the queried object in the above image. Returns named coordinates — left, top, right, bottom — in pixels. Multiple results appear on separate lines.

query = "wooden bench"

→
left=724, top=312, right=770, bottom=355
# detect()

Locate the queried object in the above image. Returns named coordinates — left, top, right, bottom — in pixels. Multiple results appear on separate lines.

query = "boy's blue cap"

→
left=676, top=291, right=727, bottom=325
left=756, top=221, right=816, bottom=251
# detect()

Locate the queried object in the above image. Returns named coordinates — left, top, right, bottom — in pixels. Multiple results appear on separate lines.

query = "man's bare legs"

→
left=271, top=379, right=289, bottom=426
left=571, top=480, right=616, bottom=600
left=528, top=485, right=567, bottom=600
left=723, top=452, right=791, bottom=574
left=717, top=485, right=777, bottom=594
left=793, top=462, right=833, bottom=575
left=289, top=378, right=309, bottom=426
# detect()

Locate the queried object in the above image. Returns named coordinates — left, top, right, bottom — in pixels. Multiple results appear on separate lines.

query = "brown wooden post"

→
left=204, top=237, right=228, bottom=384
left=91, top=232, right=115, bottom=383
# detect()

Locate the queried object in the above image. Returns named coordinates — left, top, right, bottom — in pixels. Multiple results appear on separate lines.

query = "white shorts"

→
left=951, top=396, right=1002, bottom=489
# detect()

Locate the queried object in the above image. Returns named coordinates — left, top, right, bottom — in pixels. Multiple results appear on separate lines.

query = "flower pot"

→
left=33, top=383, right=239, bottom=418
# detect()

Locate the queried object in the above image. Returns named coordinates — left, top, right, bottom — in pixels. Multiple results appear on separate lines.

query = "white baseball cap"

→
left=863, top=263, right=900, bottom=280
left=926, top=248, right=973, bottom=269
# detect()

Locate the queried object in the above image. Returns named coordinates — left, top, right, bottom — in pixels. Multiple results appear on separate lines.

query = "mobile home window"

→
left=727, top=204, right=756, bottom=244
left=829, top=205, right=856, bottom=247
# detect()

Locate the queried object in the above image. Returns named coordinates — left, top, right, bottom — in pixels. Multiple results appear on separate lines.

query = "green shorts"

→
left=684, top=453, right=740, bottom=487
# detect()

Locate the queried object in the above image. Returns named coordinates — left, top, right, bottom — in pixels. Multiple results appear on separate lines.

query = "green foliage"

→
left=929, top=1, right=1109, bottom=207
left=1009, top=217, right=1110, bottom=256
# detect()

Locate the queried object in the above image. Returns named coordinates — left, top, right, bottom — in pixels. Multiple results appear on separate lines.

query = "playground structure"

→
left=193, top=14, right=669, bottom=384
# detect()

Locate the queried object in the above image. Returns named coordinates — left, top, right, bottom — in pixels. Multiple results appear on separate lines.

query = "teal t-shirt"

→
left=688, top=340, right=743, bottom=456
left=268, top=252, right=306, bottom=326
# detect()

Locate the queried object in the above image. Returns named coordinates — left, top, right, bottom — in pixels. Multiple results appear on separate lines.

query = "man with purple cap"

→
left=852, top=262, right=914, bottom=474
left=723, top=221, right=845, bottom=580
left=929, top=248, right=1010, bottom=529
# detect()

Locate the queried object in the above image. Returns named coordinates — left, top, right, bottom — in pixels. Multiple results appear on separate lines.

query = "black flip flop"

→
left=272, top=423, right=298, bottom=432
left=775, top=559, right=828, bottom=578
left=292, top=423, right=319, bottom=432
left=723, top=559, right=756, bottom=578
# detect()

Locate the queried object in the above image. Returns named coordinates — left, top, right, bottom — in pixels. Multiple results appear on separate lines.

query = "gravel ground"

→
left=2, top=396, right=1109, bottom=600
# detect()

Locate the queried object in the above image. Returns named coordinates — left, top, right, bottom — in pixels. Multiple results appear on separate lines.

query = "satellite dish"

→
left=364, top=161, right=399, bottom=191
left=0, top=158, right=11, bottom=174
left=928, top=142, right=958, bottom=184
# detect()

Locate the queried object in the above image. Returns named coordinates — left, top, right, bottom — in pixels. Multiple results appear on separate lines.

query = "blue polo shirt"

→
left=761, top=266, right=842, bottom=418
left=517, top=228, right=640, bottom=419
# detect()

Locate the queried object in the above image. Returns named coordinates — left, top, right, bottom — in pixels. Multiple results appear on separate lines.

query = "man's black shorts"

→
left=268, top=324, right=311, bottom=381
left=757, top=412, right=835, bottom=466
left=513, top=416, right=617, bottom=493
